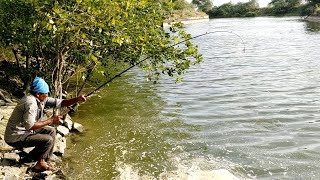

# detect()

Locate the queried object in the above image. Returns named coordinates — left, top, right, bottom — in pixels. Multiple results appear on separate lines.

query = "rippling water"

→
left=64, top=17, right=320, bottom=179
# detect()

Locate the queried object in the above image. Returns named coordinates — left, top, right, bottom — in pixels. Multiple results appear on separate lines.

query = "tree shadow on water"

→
left=304, top=21, right=320, bottom=33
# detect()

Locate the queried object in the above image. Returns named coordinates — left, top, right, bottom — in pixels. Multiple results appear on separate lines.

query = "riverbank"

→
left=304, top=15, right=320, bottom=22
left=163, top=15, right=209, bottom=27
left=0, top=90, right=84, bottom=180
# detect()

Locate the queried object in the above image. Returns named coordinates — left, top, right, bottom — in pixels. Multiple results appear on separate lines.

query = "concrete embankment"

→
left=163, top=15, right=209, bottom=27
left=304, top=16, right=320, bottom=23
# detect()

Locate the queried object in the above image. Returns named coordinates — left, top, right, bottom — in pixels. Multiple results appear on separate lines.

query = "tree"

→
left=192, top=0, right=213, bottom=13
left=0, top=0, right=202, bottom=98
left=269, top=0, right=302, bottom=14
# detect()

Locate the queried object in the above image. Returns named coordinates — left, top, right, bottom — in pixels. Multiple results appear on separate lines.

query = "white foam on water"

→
left=115, top=157, right=242, bottom=180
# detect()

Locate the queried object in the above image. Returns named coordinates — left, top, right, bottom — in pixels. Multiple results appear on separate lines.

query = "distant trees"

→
left=173, top=0, right=194, bottom=10
left=305, top=0, right=320, bottom=15
left=192, top=0, right=213, bottom=13
left=208, top=0, right=259, bottom=18
left=268, top=0, right=302, bottom=14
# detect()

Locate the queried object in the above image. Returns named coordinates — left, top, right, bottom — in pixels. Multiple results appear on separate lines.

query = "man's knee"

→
left=42, top=126, right=56, bottom=137
left=37, top=134, right=54, bottom=146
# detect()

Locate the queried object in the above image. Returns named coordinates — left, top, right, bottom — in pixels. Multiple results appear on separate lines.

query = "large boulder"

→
left=72, top=122, right=84, bottom=133
left=63, top=114, right=73, bottom=130
left=53, top=134, right=66, bottom=156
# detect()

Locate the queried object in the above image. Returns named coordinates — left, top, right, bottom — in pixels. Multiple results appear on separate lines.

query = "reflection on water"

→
left=305, top=21, right=320, bottom=32
left=64, top=17, right=320, bottom=179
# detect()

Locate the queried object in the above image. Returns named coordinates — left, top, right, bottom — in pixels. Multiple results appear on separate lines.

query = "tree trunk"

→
left=53, top=51, right=64, bottom=115
left=77, top=63, right=96, bottom=96
left=12, top=48, right=23, bottom=78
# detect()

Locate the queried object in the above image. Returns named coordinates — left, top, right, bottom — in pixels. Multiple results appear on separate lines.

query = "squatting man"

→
left=4, top=77, right=86, bottom=172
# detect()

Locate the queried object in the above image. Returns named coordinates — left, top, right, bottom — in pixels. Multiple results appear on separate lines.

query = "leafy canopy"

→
left=0, top=0, right=203, bottom=96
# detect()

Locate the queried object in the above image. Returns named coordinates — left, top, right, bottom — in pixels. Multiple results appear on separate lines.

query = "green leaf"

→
left=90, top=55, right=98, bottom=63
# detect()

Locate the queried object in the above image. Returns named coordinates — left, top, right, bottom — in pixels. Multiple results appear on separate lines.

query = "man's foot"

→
left=32, top=159, right=52, bottom=172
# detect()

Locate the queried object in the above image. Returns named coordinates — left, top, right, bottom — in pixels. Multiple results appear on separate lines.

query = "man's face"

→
left=37, top=93, right=48, bottom=102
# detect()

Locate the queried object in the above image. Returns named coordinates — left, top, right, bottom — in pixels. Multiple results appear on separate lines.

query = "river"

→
left=63, top=17, right=320, bottom=179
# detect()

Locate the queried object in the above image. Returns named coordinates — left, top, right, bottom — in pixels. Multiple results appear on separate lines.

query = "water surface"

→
left=64, top=17, right=320, bottom=179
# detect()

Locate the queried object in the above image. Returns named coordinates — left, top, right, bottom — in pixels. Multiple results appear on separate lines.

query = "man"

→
left=4, top=77, right=86, bottom=172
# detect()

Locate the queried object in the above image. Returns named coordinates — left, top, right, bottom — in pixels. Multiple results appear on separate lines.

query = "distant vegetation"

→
left=171, top=0, right=207, bottom=19
left=187, top=0, right=320, bottom=18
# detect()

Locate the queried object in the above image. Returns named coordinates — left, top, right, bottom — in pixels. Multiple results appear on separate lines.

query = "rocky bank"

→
left=0, top=90, right=84, bottom=180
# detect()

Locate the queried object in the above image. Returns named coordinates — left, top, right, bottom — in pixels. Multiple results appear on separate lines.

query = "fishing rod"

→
left=62, top=31, right=245, bottom=115
left=62, top=30, right=245, bottom=114
left=84, top=30, right=245, bottom=98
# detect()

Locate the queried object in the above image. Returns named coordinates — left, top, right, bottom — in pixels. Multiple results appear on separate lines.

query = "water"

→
left=63, top=17, right=320, bottom=179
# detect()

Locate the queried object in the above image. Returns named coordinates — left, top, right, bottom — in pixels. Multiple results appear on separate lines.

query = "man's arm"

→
left=61, top=95, right=86, bottom=107
left=29, top=116, right=61, bottom=130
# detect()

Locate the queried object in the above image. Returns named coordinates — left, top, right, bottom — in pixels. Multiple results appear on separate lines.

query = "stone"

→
left=72, top=122, right=84, bottom=133
left=23, top=147, right=35, bottom=154
left=49, top=154, right=62, bottom=163
left=53, top=134, right=66, bottom=156
left=0, top=139, right=13, bottom=151
left=63, top=114, right=73, bottom=130
left=46, top=174, right=60, bottom=180
left=57, top=125, right=69, bottom=137
left=0, top=113, right=3, bottom=121
left=0, top=90, right=13, bottom=103
left=2, top=174, right=19, bottom=180
left=3, top=153, right=20, bottom=162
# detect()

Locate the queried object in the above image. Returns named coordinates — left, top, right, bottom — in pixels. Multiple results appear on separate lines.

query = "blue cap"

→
left=31, top=77, right=49, bottom=94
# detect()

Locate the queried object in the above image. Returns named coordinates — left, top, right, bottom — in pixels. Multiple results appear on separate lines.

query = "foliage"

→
left=192, top=0, right=213, bottom=13
left=0, top=0, right=203, bottom=97
left=208, top=1, right=259, bottom=18
left=268, top=0, right=302, bottom=15
left=173, top=0, right=194, bottom=10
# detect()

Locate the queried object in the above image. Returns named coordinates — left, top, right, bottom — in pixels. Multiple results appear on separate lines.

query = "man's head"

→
left=30, top=77, right=49, bottom=101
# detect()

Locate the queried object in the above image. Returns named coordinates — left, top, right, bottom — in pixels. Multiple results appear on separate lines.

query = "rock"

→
left=0, top=106, right=14, bottom=120
left=53, top=134, right=66, bottom=156
left=5, top=102, right=17, bottom=107
left=0, top=100, right=6, bottom=106
left=23, top=147, right=35, bottom=154
left=63, top=114, right=73, bottom=130
left=0, top=90, right=13, bottom=103
left=57, top=125, right=69, bottom=137
left=0, top=139, right=13, bottom=151
left=0, top=166, right=27, bottom=180
left=2, top=174, right=19, bottom=180
left=72, top=122, right=84, bottom=133
left=0, top=113, right=3, bottom=121
left=49, top=154, right=62, bottom=164
left=46, top=174, right=60, bottom=180
left=3, top=153, right=20, bottom=162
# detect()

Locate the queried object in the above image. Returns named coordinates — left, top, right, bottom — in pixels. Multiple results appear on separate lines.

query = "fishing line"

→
left=84, top=30, right=246, bottom=98
left=60, top=30, right=246, bottom=114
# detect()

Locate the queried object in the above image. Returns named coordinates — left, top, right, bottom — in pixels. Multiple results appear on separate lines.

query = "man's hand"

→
left=61, top=95, right=87, bottom=107
left=30, top=115, right=62, bottom=130
left=52, top=115, right=61, bottom=124
left=77, top=95, right=87, bottom=103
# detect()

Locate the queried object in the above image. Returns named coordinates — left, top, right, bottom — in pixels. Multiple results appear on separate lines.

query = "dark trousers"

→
left=8, top=126, right=56, bottom=160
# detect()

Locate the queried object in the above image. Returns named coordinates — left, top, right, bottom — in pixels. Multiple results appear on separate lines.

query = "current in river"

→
left=63, top=17, right=320, bottom=179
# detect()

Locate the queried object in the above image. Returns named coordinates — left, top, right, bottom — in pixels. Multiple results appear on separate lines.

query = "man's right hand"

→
left=52, top=115, right=61, bottom=124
